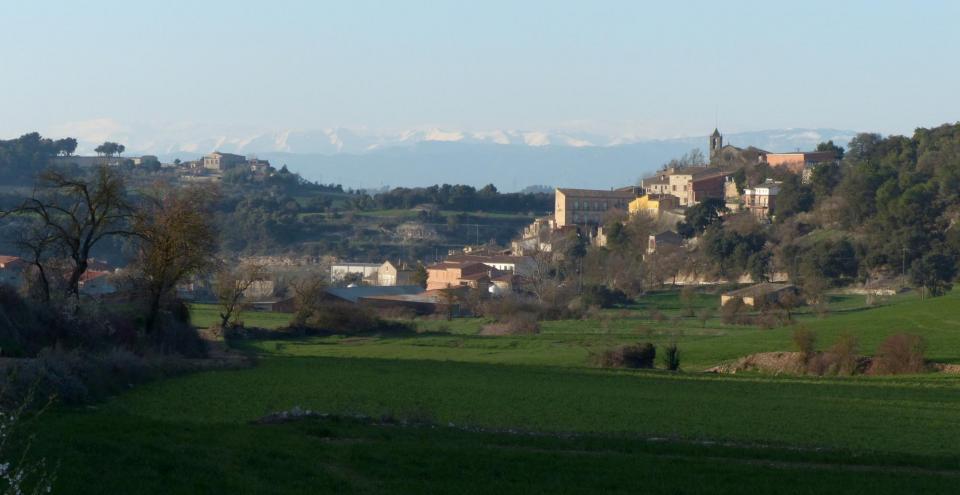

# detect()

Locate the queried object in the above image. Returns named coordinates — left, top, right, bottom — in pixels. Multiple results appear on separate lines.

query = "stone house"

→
left=426, top=261, right=497, bottom=291
left=377, top=261, right=414, bottom=286
left=203, top=151, right=246, bottom=171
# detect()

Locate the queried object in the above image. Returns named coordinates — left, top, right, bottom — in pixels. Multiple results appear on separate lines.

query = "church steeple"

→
left=709, top=128, right=723, bottom=159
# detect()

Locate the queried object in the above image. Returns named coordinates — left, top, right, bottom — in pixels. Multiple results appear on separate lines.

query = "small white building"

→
left=377, top=261, right=414, bottom=286
left=743, top=179, right=782, bottom=220
left=330, top=262, right=382, bottom=284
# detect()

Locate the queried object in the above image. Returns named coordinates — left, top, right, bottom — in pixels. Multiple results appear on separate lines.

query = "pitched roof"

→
left=360, top=289, right=452, bottom=304
left=445, top=254, right=531, bottom=265
left=556, top=188, right=637, bottom=198
left=325, top=285, right=424, bottom=303
left=79, top=270, right=110, bottom=283
left=459, top=272, right=492, bottom=281
left=331, top=262, right=382, bottom=268
left=0, top=256, right=20, bottom=266
left=427, top=261, right=488, bottom=271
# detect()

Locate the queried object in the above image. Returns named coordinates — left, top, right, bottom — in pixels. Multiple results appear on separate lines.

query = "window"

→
left=574, top=201, right=579, bottom=209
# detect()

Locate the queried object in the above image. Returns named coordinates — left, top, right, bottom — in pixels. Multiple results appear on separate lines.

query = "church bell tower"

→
left=709, top=128, right=723, bottom=159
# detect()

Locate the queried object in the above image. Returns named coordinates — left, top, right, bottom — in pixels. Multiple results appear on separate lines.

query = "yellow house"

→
left=628, top=194, right=679, bottom=217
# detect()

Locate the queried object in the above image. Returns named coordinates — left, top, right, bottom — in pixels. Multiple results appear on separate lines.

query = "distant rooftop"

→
left=325, top=285, right=424, bottom=303
left=556, top=188, right=637, bottom=198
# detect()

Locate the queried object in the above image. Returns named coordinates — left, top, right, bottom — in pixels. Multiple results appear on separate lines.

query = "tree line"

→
left=355, top=183, right=552, bottom=213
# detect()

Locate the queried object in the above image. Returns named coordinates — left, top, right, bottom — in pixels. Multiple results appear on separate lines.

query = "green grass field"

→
left=189, top=303, right=293, bottom=329
left=26, top=290, right=960, bottom=493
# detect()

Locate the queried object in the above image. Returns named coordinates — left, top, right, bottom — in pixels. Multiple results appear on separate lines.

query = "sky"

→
left=1, top=0, right=959, bottom=144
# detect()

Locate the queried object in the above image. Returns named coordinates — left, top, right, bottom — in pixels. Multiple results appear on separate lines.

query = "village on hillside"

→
left=0, top=129, right=847, bottom=317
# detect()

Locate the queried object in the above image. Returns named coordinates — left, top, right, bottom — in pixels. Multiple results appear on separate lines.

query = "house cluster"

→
left=516, top=129, right=840, bottom=255
left=323, top=248, right=536, bottom=316
left=0, top=256, right=120, bottom=296
left=329, top=260, right=416, bottom=287
left=50, top=151, right=279, bottom=184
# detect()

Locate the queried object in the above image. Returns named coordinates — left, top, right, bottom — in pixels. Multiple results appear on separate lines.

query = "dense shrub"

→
left=580, top=285, right=629, bottom=309
left=1, top=348, right=163, bottom=408
left=720, top=299, right=747, bottom=325
left=479, top=314, right=540, bottom=336
left=0, top=285, right=46, bottom=356
left=291, top=302, right=412, bottom=336
left=792, top=327, right=817, bottom=363
left=593, top=342, right=656, bottom=369
left=482, top=293, right=584, bottom=323
left=870, top=334, right=927, bottom=375
left=150, top=318, right=208, bottom=358
left=826, top=334, right=860, bottom=376
left=662, top=343, right=680, bottom=371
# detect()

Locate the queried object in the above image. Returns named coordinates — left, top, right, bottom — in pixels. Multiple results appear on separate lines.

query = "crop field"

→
left=29, top=290, right=960, bottom=493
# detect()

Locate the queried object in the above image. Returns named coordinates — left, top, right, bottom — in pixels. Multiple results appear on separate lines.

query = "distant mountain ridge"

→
left=143, top=128, right=855, bottom=191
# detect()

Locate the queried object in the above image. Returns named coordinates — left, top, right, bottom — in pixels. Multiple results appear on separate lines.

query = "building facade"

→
left=444, top=253, right=534, bottom=276
left=628, top=194, right=680, bottom=217
left=742, top=180, right=781, bottom=220
left=330, top=262, right=382, bottom=284
left=426, top=261, right=496, bottom=291
left=761, top=151, right=837, bottom=174
left=203, top=152, right=246, bottom=171
left=641, top=167, right=728, bottom=207
left=377, top=261, right=414, bottom=286
left=554, top=188, right=637, bottom=228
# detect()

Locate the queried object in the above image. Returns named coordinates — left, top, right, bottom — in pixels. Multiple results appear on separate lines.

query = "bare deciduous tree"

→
left=214, top=263, right=266, bottom=329
left=290, top=274, right=328, bottom=322
left=1, top=166, right=135, bottom=304
left=134, top=186, right=219, bottom=333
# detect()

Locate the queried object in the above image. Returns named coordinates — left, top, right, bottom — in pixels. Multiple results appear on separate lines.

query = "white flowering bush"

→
left=0, top=392, right=56, bottom=495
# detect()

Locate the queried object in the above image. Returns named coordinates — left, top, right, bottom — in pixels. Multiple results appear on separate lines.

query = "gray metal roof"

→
left=325, top=285, right=424, bottom=303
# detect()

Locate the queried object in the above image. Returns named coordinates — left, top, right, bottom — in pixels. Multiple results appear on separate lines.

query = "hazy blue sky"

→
left=2, top=0, right=958, bottom=141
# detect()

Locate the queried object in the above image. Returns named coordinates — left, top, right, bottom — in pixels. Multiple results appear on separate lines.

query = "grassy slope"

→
left=37, top=411, right=959, bottom=494
left=239, top=291, right=959, bottom=371
left=28, top=290, right=960, bottom=493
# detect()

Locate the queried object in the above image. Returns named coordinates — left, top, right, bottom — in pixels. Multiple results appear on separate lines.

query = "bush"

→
left=482, top=293, right=585, bottom=323
left=870, top=333, right=927, bottom=375
left=662, top=343, right=680, bottom=371
left=792, top=327, right=817, bottom=362
left=151, top=319, right=208, bottom=358
left=479, top=314, right=540, bottom=336
left=580, top=285, right=629, bottom=309
left=291, top=302, right=412, bottom=336
left=696, top=307, right=715, bottom=327
left=593, top=342, right=656, bottom=369
left=827, top=334, right=860, bottom=376
left=649, top=310, right=667, bottom=322
left=720, top=299, right=746, bottom=324
left=1, top=348, right=163, bottom=408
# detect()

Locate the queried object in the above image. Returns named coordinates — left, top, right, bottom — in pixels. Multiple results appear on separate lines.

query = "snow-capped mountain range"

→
left=40, top=120, right=858, bottom=190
